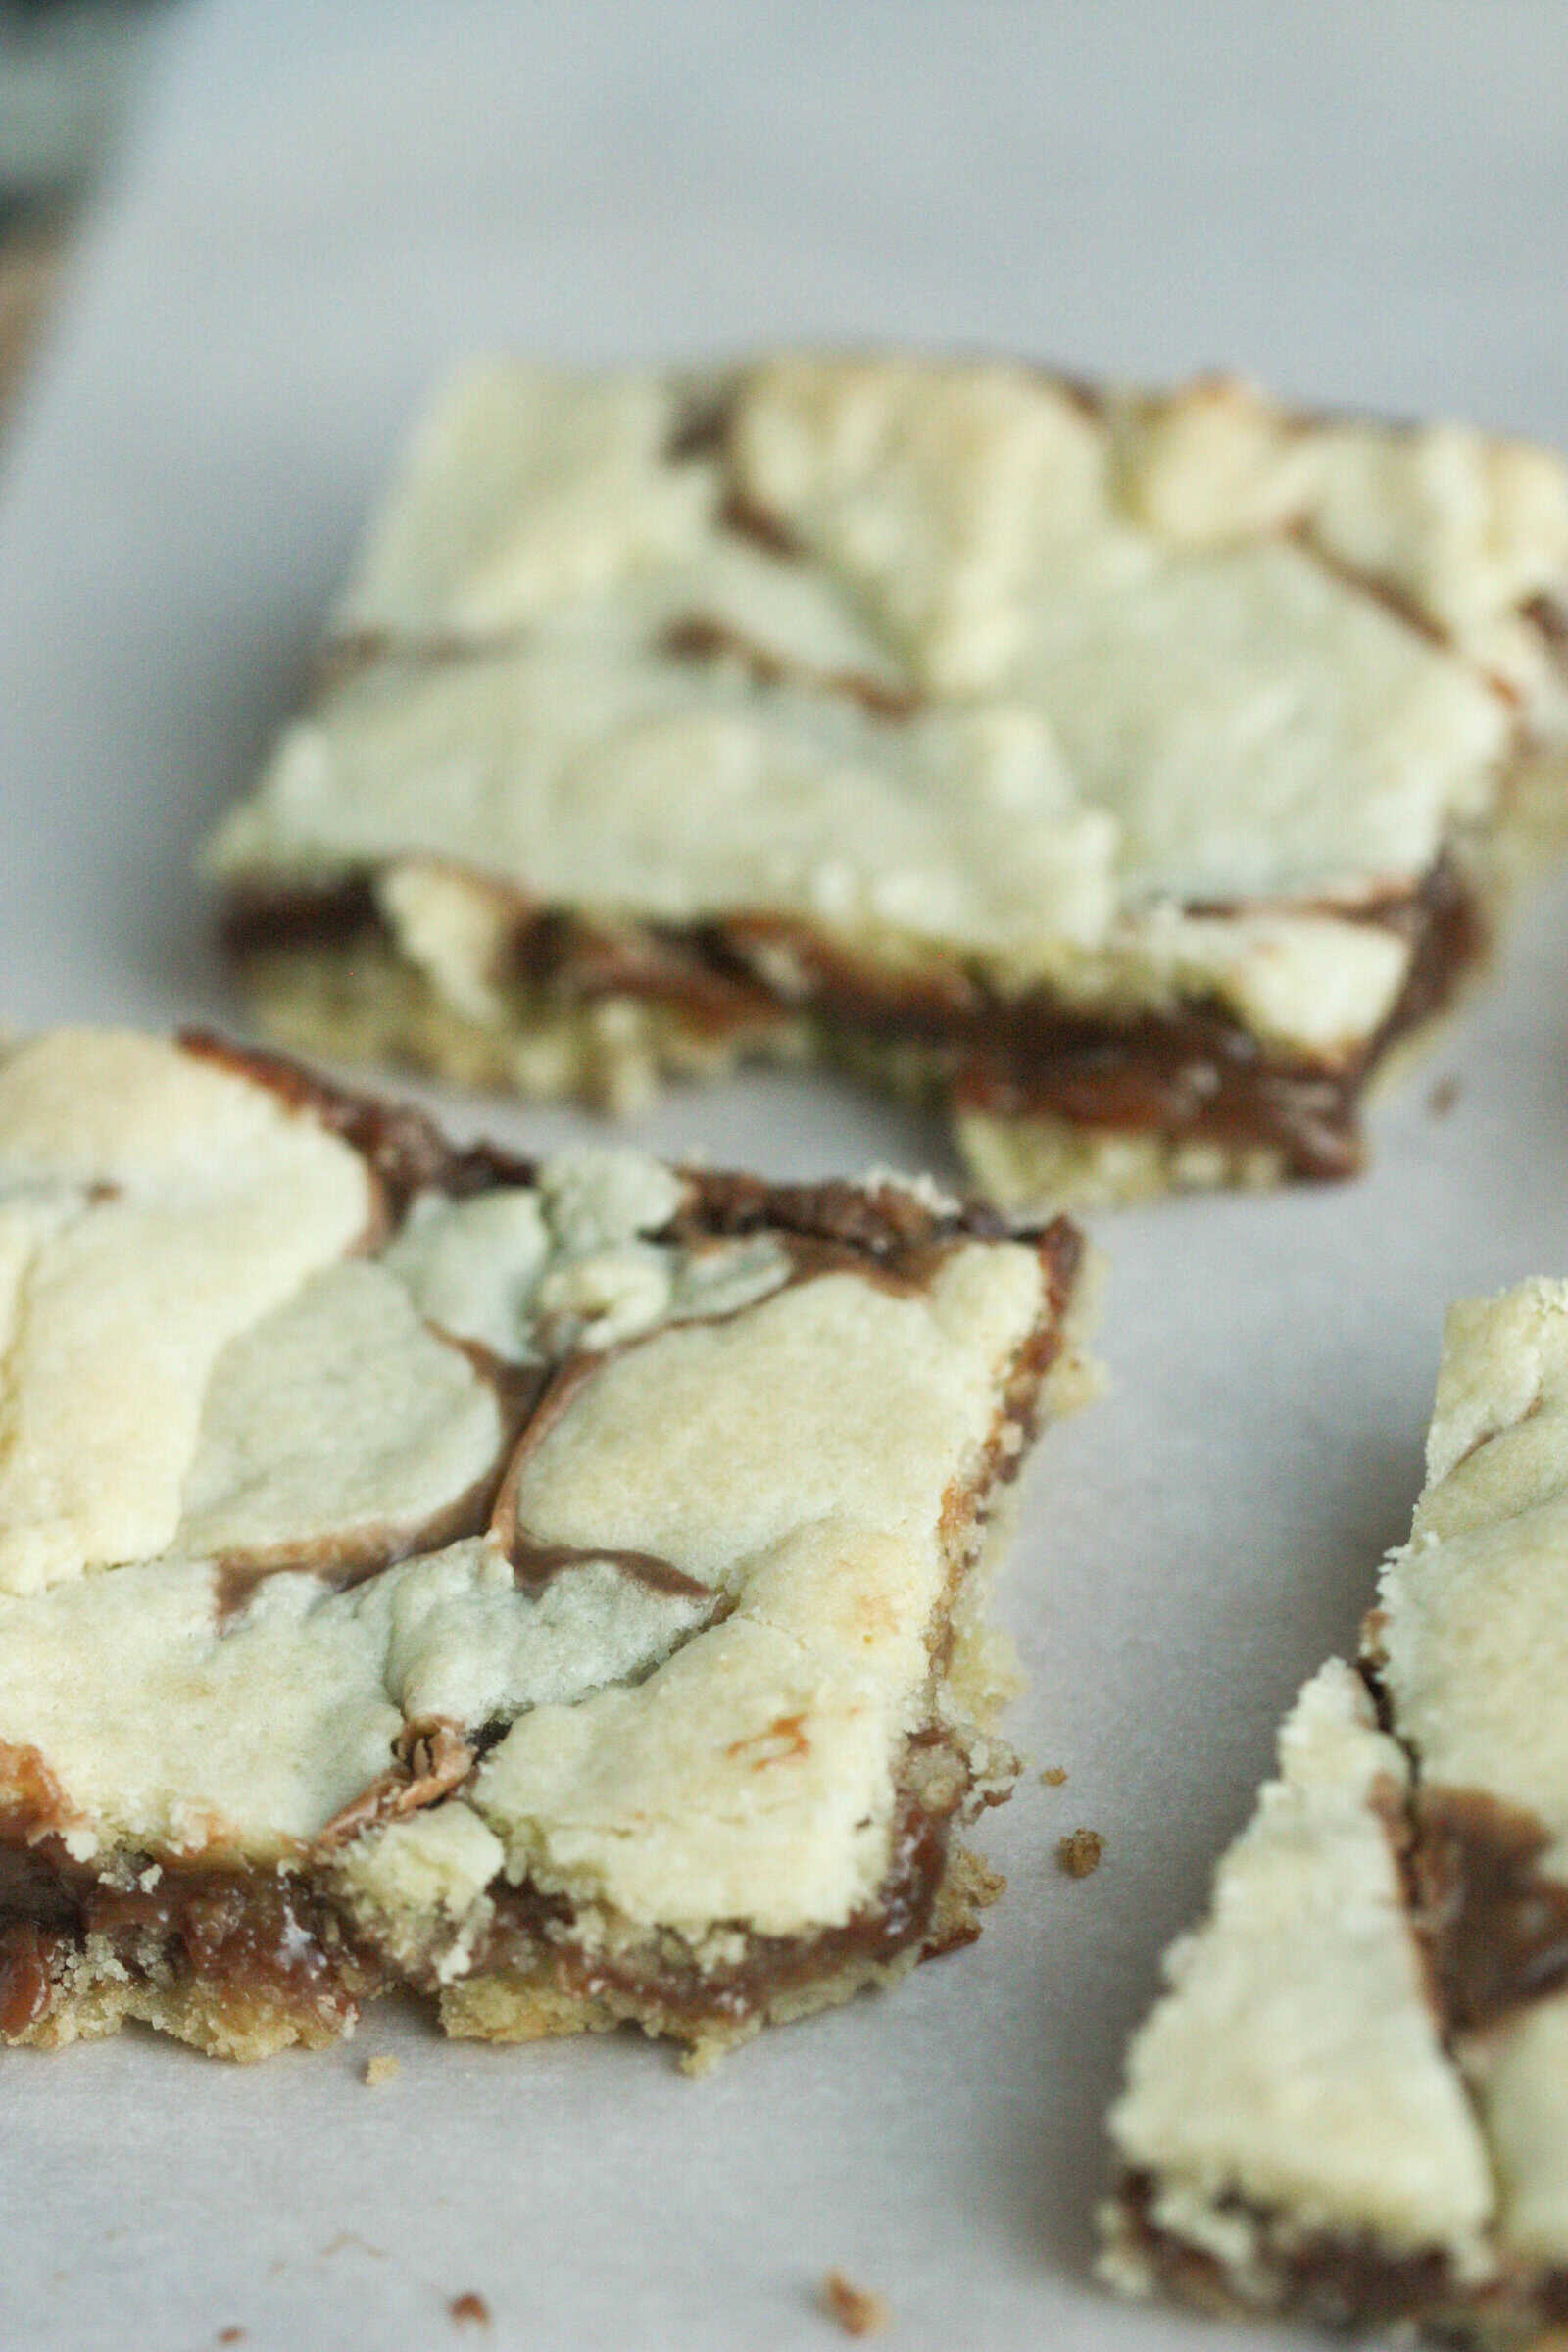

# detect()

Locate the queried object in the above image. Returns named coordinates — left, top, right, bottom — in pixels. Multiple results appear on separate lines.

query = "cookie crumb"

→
left=449, top=2293, right=491, bottom=2328
left=363, top=2054, right=400, bottom=2087
left=823, top=2272, right=889, bottom=2336
left=1056, top=1828, right=1104, bottom=1879
left=1427, top=1076, right=1461, bottom=1117
left=1039, top=1765, right=1068, bottom=1787
left=218, top=2333, right=245, bottom=2347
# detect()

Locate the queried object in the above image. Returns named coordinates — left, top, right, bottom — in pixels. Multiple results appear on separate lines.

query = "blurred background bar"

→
left=0, top=0, right=174, bottom=414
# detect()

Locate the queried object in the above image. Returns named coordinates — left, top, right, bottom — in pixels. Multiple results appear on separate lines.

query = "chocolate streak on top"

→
left=661, top=613, right=920, bottom=720
left=483, top=1223, right=947, bottom=1600
left=315, top=1716, right=476, bottom=1853
left=177, top=1033, right=1076, bottom=1614
left=209, top=1459, right=504, bottom=1630
left=664, top=384, right=738, bottom=463
left=207, top=1351, right=550, bottom=1629
left=180, top=1029, right=538, bottom=1214
left=662, top=1168, right=1019, bottom=1259
left=487, top=1348, right=715, bottom=1602
left=491, top=1181, right=1075, bottom=1603
left=313, top=627, right=509, bottom=695
left=1526, top=593, right=1568, bottom=677
left=664, top=377, right=798, bottom=561
left=1290, top=525, right=1451, bottom=653
left=506, top=1539, right=712, bottom=1600
left=178, top=1029, right=1034, bottom=1265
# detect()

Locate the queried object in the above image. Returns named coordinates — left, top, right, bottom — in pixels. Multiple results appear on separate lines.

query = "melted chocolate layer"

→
left=1411, top=1785, right=1568, bottom=2034
left=221, top=853, right=1484, bottom=1181
left=1113, top=2173, right=1473, bottom=2332
left=0, top=1843, right=379, bottom=2041
left=829, top=854, right=1480, bottom=1179
left=472, top=1759, right=971, bottom=2034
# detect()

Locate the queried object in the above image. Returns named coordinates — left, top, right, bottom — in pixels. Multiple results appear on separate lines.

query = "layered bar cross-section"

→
left=0, top=1029, right=1093, bottom=2064
left=207, top=354, right=1568, bottom=1208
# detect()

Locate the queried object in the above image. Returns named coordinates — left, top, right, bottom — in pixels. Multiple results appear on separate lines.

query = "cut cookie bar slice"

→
left=0, top=1029, right=1093, bottom=2065
left=206, top=355, right=1568, bottom=1211
left=1101, top=1279, right=1568, bottom=2340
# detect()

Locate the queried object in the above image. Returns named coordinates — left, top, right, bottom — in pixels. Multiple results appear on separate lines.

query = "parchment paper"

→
left=2, top=6, right=1566, bottom=2344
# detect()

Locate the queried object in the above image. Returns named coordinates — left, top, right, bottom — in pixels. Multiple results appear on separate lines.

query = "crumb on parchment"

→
left=1056, top=1828, right=1104, bottom=1879
left=823, top=2271, right=890, bottom=2336
left=449, top=2292, right=491, bottom=2328
left=1039, top=1765, right=1067, bottom=1787
left=363, top=2053, right=401, bottom=2087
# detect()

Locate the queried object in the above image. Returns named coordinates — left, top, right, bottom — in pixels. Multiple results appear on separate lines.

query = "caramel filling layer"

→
left=1112, top=2172, right=1474, bottom=2332
left=0, top=1839, right=378, bottom=2039
left=470, top=1763, right=971, bottom=2032
left=220, top=857, right=1483, bottom=1181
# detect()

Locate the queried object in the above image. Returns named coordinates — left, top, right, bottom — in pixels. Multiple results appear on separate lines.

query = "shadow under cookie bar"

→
left=0, top=1030, right=1095, bottom=2066
left=206, top=355, right=1568, bottom=1210
left=1100, top=1281, right=1568, bottom=2344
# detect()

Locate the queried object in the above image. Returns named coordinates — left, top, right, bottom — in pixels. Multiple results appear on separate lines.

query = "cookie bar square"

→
left=206, top=354, right=1568, bottom=1210
left=0, top=1029, right=1093, bottom=2065
left=1101, top=1280, right=1568, bottom=2341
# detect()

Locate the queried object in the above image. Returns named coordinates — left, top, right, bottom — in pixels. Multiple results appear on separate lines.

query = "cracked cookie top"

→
left=0, top=1030, right=1074, bottom=1946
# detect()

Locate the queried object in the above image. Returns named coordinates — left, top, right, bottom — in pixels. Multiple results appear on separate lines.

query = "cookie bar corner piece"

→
left=1097, top=1657, right=1496, bottom=2327
left=1099, top=1277, right=1568, bottom=2340
left=0, top=1027, right=1096, bottom=2066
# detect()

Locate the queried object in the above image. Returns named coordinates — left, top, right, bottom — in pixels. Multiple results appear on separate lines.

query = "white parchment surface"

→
left=2, top=5, right=1566, bottom=2345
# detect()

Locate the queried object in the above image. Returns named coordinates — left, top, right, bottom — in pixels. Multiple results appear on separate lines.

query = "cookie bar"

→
left=0, top=1029, right=1093, bottom=2065
left=206, top=355, right=1568, bottom=1210
left=1101, top=1280, right=1568, bottom=2341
